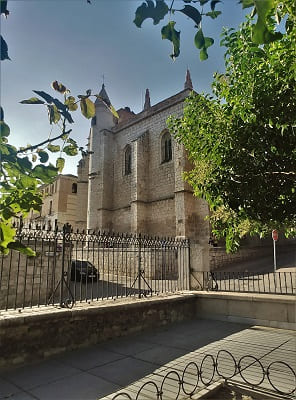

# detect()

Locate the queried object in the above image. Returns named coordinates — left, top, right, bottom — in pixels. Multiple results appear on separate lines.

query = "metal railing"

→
left=0, top=226, right=190, bottom=311
left=194, top=271, right=296, bottom=295
left=111, top=350, right=296, bottom=399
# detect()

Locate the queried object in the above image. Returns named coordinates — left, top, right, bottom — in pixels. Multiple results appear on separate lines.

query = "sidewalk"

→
left=0, top=319, right=295, bottom=400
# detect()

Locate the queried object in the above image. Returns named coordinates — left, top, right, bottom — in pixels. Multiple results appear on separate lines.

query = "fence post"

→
left=59, top=226, right=66, bottom=307
left=59, top=223, right=71, bottom=307
left=138, top=233, right=141, bottom=298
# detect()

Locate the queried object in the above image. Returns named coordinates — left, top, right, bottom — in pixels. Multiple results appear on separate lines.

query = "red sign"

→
left=272, top=229, right=278, bottom=241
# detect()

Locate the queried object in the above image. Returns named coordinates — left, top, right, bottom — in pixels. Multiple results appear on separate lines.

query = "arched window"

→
left=72, top=183, right=77, bottom=193
left=161, top=131, right=172, bottom=163
left=124, top=145, right=132, bottom=175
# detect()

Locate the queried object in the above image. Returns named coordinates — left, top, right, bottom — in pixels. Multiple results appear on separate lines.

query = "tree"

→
left=133, top=0, right=284, bottom=60
left=0, top=0, right=293, bottom=254
left=168, top=2, right=296, bottom=252
left=0, top=81, right=118, bottom=255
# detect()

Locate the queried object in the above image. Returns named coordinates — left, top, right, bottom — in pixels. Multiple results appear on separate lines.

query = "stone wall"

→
left=0, top=295, right=197, bottom=370
left=209, top=246, right=269, bottom=270
left=0, top=243, right=71, bottom=309
left=72, top=247, right=184, bottom=280
left=1, top=292, right=294, bottom=370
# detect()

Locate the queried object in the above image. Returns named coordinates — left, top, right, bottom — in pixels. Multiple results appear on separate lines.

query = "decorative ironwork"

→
left=0, top=226, right=190, bottom=311
left=111, top=351, right=296, bottom=399
left=195, top=271, right=296, bottom=295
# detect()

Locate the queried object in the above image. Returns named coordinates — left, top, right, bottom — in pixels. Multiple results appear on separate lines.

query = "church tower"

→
left=87, top=84, right=115, bottom=231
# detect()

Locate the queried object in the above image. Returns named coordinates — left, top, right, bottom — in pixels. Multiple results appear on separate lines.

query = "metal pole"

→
left=273, top=239, right=277, bottom=273
left=60, top=225, right=66, bottom=307
left=138, top=233, right=141, bottom=298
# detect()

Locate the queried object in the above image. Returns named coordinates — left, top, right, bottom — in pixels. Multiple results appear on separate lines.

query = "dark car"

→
left=70, top=260, right=99, bottom=282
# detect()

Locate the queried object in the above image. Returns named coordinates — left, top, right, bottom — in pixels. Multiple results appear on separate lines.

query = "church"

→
left=76, top=70, right=210, bottom=244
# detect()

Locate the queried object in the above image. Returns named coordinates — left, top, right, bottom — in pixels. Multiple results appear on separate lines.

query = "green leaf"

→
left=17, top=156, right=32, bottom=170
left=47, top=104, right=61, bottom=124
left=2, top=207, right=13, bottom=220
left=0, top=106, right=4, bottom=121
left=134, top=0, right=169, bottom=28
left=109, top=105, right=119, bottom=119
left=0, top=121, right=10, bottom=137
left=239, top=0, right=254, bottom=8
left=32, top=164, right=58, bottom=183
left=210, top=0, right=221, bottom=11
left=204, top=37, right=214, bottom=49
left=252, top=18, right=282, bottom=44
left=205, top=11, right=221, bottom=19
left=48, top=144, right=60, bottom=153
left=161, top=21, right=181, bottom=59
left=252, top=0, right=282, bottom=44
left=80, top=98, right=95, bottom=119
left=178, top=5, right=201, bottom=26
left=200, top=48, right=208, bottom=60
left=20, top=97, right=45, bottom=105
left=38, top=151, right=49, bottom=163
left=51, top=80, right=67, bottom=94
left=199, top=0, right=210, bottom=5
left=7, top=241, right=36, bottom=256
left=56, top=157, right=65, bottom=172
left=1, top=35, right=10, bottom=61
left=32, top=90, right=54, bottom=104
left=65, top=96, right=78, bottom=111
left=1, top=1, right=9, bottom=16
left=0, top=222, right=15, bottom=249
left=63, top=145, right=78, bottom=156
left=194, top=28, right=205, bottom=49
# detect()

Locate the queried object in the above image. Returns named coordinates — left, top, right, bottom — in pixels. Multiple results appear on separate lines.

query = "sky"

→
left=1, top=0, right=248, bottom=175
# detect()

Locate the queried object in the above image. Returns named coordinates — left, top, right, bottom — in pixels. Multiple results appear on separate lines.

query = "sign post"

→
left=272, top=230, right=278, bottom=273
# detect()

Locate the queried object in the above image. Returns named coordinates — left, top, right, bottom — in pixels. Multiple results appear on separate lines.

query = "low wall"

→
left=0, top=295, right=196, bottom=370
left=195, top=292, right=296, bottom=330
left=0, top=292, right=294, bottom=370
left=209, top=246, right=269, bottom=270
left=0, top=243, right=71, bottom=309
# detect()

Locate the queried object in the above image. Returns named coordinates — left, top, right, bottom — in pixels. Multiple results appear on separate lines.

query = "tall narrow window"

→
left=124, top=145, right=132, bottom=175
left=72, top=183, right=77, bottom=193
left=161, top=131, right=172, bottom=163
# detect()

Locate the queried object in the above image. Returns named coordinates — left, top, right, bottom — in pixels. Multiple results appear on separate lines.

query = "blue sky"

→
left=1, top=0, right=247, bottom=174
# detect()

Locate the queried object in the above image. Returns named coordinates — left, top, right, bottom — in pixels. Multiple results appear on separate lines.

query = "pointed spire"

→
left=143, top=88, right=151, bottom=111
left=184, top=69, right=193, bottom=90
left=96, top=83, right=111, bottom=106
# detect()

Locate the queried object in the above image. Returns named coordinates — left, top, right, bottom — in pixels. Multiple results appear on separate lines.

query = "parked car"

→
left=70, top=260, right=99, bottom=282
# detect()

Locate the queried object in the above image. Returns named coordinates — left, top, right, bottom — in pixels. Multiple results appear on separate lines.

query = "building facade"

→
left=76, top=71, right=210, bottom=244
left=26, top=174, right=79, bottom=230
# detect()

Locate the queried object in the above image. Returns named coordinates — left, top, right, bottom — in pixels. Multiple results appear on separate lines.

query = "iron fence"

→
left=111, top=350, right=296, bottom=399
left=194, top=271, right=296, bottom=295
left=0, top=226, right=190, bottom=311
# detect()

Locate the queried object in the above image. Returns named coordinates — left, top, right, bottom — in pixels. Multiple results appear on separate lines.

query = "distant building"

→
left=26, top=174, right=79, bottom=230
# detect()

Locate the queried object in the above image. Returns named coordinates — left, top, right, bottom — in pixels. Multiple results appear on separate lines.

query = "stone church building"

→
left=76, top=71, right=210, bottom=245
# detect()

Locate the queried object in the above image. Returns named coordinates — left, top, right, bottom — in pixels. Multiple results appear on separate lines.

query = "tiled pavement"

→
left=0, top=319, right=295, bottom=400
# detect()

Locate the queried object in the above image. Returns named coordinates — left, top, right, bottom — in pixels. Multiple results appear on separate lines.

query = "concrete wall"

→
left=195, top=292, right=296, bottom=330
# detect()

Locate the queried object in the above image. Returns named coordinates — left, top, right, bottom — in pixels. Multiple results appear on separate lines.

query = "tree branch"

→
left=16, top=129, right=72, bottom=154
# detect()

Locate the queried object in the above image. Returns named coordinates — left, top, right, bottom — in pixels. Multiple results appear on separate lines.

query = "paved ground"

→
left=0, top=319, right=295, bottom=400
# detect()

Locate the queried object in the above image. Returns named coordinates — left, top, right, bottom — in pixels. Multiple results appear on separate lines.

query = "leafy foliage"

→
left=134, top=0, right=288, bottom=60
left=0, top=80, right=119, bottom=254
left=168, top=5, right=296, bottom=251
